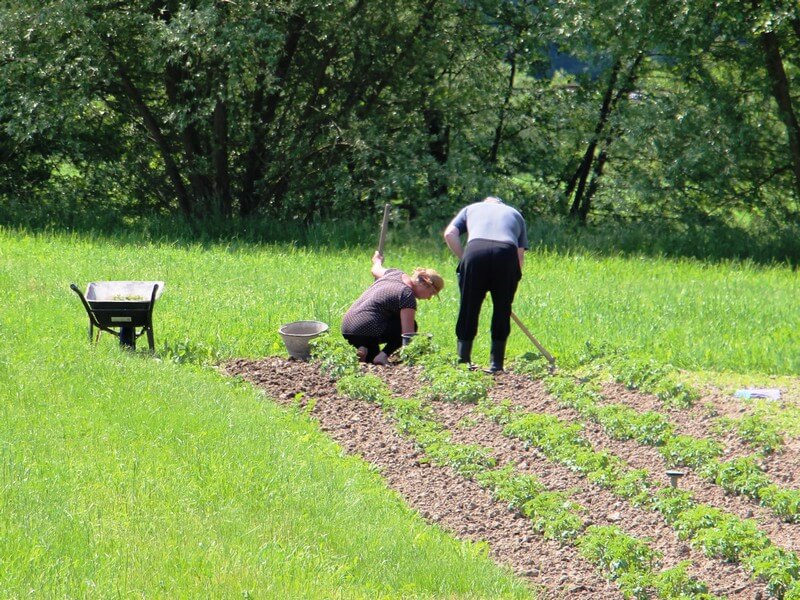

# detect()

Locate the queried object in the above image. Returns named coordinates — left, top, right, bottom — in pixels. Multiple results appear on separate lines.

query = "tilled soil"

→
left=222, top=357, right=798, bottom=599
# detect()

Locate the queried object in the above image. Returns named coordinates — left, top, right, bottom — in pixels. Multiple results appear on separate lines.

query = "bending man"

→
left=443, top=196, right=528, bottom=372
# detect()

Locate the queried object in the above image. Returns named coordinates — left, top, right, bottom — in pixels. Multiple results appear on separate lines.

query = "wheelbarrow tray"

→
left=84, top=281, right=164, bottom=328
left=71, top=281, right=164, bottom=350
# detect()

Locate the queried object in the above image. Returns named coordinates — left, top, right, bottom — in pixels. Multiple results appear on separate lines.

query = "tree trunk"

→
left=240, top=11, right=306, bottom=216
left=567, top=51, right=643, bottom=222
left=490, top=51, right=516, bottom=165
left=424, top=106, right=450, bottom=199
left=759, top=29, right=800, bottom=201
left=579, top=143, right=610, bottom=221
left=566, top=60, right=620, bottom=219
left=111, top=57, right=193, bottom=219
left=213, top=98, right=231, bottom=217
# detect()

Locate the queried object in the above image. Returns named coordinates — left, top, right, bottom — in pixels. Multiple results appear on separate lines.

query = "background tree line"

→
left=1, top=0, right=799, bottom=239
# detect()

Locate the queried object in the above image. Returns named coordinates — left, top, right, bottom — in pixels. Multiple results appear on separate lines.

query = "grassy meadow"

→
left=2, top=225, right=799, bottom=597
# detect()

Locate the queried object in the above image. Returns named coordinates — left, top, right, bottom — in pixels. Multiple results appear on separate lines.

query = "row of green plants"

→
left=576, top=344, right=789, bottom=455
left=543, top=363, right=800, bottom=523
left=481, top=400, right=800, bottom=599
left=328, top=358, right=720, bottom=599
left=713, top=415, right=785, bottom=456
left=577, top=344, right=786, bottom=455
left=310, top=334, right=800, bottom=597
left=574, top=343, right=700, bottom=409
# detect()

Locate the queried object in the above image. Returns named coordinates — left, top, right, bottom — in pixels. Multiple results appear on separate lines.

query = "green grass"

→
left=4, top=228, right=796, bottom=374
left=2, top=225, right=800, bottom=596
left=0, top=230, right=531, bottom=597
left=517, top=251, right=800, bottom=375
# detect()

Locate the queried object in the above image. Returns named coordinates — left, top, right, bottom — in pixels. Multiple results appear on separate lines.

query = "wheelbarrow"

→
left=71, top=281, right=164, bottom=351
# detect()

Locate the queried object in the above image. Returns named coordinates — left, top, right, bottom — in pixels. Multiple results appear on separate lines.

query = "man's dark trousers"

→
left=456, top=239, right=521, bottom=342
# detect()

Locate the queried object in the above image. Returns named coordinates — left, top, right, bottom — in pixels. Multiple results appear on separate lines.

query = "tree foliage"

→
left=1, top=0, right=799, bottom=230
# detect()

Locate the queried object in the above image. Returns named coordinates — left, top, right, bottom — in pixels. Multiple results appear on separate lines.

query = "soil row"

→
left=225, top=357, right=618, bottom=598
left=224, top=357, right=797, bottom=598
left=594, top=381, right=800, bottom=487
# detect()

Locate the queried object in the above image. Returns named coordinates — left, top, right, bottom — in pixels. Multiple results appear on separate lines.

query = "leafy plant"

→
left=651, top=488, right=695, bottom=524
left=759, top=486, right=800, bottom=523
left=674, top=506, right=769, bottom=562
left=160, top=338, right=222, bottom=365
left=522, top=492, right=584, bottom=542
left=477, top=467, right=544, bottom=509
left=658, top=435, right=723, bottom=469
left=476, top=397, right=516, bottom=425
left=397, top=334, right=442, bottom=366
left=594, top=404, right=673, bottom=446
left=417, top=364, right=490, bottom=403
left=652, top=561, right=717, bottom=599
left=310, top=335, right=359, bottom=380
left=509, top=352, right=552, bottom=378
left=577, top=525, right=658, bottom=582
left=745, top=545, right=800, bottom=598
left=715, top=414, right=784, bottom=455
left=336, top=373, right=391, bottom=404
left=708, top=456, right=772, bottom=500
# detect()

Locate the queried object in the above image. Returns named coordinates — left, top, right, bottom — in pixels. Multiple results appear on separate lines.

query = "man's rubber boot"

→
left=486, top=339, right=506, bottom=374
left=457, top=339, right=473, bottom=366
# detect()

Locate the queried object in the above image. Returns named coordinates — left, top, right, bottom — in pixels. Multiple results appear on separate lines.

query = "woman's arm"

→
left=370, top=251, right=388, bottom=279
left=400, top=308, right=416, bottom=334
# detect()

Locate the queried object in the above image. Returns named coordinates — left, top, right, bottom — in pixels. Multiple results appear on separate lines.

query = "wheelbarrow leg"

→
left=89, top=322, right=94, bottom=343
left=146, top=326, right=155, bottom=352
left=119, top=326, right=136, bottom=349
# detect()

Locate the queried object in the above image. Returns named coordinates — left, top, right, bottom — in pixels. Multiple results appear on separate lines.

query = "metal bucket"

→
left=401, top=332, right=433, bottom=346
left=279, top=320, right=329, bottom=360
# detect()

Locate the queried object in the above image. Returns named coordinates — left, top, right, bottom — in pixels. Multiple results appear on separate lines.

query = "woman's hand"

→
left=371, top=251, right=387, bottom=279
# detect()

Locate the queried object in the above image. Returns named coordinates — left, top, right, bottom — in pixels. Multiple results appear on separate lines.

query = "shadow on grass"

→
left=3, top=209, right=799, bottom=267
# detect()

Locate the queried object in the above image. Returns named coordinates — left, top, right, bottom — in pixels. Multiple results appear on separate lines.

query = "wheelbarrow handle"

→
left=70, top=283, right=101, bottom=328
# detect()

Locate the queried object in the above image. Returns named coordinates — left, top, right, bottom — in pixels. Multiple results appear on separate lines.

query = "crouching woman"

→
left=342, top=251, right=443, bottom=365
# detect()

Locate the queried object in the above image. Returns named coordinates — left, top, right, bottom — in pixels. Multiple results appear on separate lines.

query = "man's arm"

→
left=443, top=224, right=464, bottom=259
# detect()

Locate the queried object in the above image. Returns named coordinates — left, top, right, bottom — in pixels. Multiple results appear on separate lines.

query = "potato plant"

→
left=714, top=414, right=785, bottom=455
left=336, top=374, right=719, bottom=597
left=417, top=363, right=490, bottom=403
left=481, top=397, right=800, bottom=595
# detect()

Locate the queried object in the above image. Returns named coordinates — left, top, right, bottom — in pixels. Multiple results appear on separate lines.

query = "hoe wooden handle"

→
left=511, top=311, right=555, bottom=366
left=377, top=204, right=390, bottom=255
